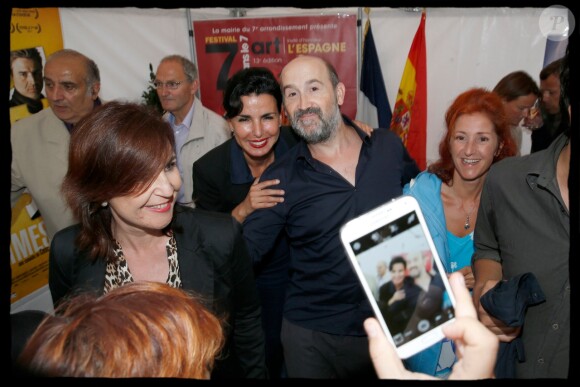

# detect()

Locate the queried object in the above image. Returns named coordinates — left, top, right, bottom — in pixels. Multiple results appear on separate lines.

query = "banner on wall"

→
left=10, top=8, right=63, bottom=305
left=193, top=14, right=358, bottom=119
left=10, top=195, right=50, bottom=304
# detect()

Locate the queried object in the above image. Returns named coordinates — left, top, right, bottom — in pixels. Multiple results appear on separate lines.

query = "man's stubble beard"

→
left=289, top=102, right=341, bottom=144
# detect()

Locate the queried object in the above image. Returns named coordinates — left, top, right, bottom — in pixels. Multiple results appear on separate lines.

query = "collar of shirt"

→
left=167, top=102, right=195, bottom=145
left=230, top=133, right=292, bottom=185
left=526, top=132, right=569, bottom=191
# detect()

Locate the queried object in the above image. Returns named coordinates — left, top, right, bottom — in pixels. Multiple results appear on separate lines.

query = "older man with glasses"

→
left=154, top=55, right=230, bottom=207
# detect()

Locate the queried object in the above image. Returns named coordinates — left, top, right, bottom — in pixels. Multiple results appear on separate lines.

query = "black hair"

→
left=222, top=67, right=282, bottom=119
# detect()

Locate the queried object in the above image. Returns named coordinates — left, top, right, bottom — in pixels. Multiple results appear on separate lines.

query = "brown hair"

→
left=10, top=47, right=43, bottom=75
left=428, top=88, right=517, bottom=184
left=18, top=281, right=224, bottom=378
left=492, top=70, right=540, bottom=101
left=540, top=58, right=563, bottom=81
left=61, top=101, right=176, bottom=262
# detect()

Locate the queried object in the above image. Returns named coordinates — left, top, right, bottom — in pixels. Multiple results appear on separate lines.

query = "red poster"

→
left=193, top=14, right=358, bottom=118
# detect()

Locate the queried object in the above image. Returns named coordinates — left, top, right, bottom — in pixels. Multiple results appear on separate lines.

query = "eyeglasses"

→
left=152, top=80, right=187, bottom=90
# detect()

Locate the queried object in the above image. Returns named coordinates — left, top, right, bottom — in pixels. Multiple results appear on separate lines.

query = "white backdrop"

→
left=13, top=6, right=549, bottom=313
left=59, top=6, right=547, bottom=162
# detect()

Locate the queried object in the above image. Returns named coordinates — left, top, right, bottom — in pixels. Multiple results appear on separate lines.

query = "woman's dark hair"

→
left=428, top=88, right=517, bottom=184
left=389, top=256, right=407, bottom=271
left=222, top=67, right=282, bottom=119
left=61, top=101, right=176, bottom=262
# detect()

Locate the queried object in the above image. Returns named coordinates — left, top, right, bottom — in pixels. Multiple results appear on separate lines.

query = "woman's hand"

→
left=388, top=289, right=406, bottom=306
left=231, top=177, right=284, bottom=223
left=453, top=266, right=475, bottom=290
left=353, top=120, right=374, bottom=136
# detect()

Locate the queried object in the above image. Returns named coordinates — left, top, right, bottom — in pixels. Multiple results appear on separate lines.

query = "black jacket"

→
left=49, top=205, right=268, bottom=379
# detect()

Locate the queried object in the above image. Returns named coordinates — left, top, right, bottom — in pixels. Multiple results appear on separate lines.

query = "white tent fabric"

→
left=14, top=6, right=547, bottom=313
left=59, top=6, right=546, bottom=161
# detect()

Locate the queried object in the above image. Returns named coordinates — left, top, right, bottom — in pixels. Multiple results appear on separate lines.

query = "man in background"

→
left=11, top=49, right=102, bottom=241
left=531, top=57, right=569, bottom=153
left=154, top=55, right=230, bottom=207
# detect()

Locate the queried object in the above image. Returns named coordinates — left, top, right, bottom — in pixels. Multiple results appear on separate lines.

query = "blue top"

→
left=243, top=115, right=420, bottom=336
left=402, top=170, right=463, bottom=377
left=446, top=230, right=474, bottom=273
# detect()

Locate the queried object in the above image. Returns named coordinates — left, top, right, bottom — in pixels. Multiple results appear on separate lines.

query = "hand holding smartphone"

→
left=340, top=195, right=456, bottom=359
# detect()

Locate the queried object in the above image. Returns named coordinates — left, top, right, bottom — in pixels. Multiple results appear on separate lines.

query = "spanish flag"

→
left=390, top=10, right=427, bottom=170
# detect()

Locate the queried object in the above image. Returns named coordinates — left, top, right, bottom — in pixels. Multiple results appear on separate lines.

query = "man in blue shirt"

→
left=154, top=55, right=230, bottom=207
left=243, top=55, right=419, bottom=378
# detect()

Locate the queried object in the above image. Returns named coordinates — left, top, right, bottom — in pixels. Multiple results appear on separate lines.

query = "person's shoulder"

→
left=194, top=138, right=231, bottom=168
left=410, top=171, right=439, bottom=186
left=52, top=224, right=81, bottom=245
left=11, top=107, right=55, bottom=131
left=367, top=128, right=408, bottom=155
left=369, top=127, right=403, bottom=142
left=403, top=170, right=439, bottom=196
left=198, top=100, right=227, bottom=123
left=488, top=152, right=538, bottom=178
left=176, top=205, right=236, bottom=229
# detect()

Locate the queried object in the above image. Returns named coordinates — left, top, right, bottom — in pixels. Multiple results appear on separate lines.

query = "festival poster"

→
left=10, top=8, right=63, bottom=305
left=193, top=14, right=358, bottom=119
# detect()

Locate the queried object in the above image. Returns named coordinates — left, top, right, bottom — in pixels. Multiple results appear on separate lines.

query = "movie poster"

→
left=10, top=8, right=63, bottom=305
left=10, top=8, right=63, bottom=124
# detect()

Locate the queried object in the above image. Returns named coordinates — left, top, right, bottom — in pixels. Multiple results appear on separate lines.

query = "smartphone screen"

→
left=341, top=197, right=455, bottom=358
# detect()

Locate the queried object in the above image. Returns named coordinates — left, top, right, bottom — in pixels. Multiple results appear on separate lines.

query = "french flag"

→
left=356, top=21, right=392, bottom=130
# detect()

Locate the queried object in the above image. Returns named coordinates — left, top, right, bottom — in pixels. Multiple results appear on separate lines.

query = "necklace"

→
left=461, top=200, right=477, bottom=230
left=463, top=207, right=475, bottom=229
left=449, top=184, right=478, bottom=230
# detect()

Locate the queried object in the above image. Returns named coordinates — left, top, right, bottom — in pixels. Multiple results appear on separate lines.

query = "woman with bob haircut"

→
left=48, top=101, right=267, bottom=379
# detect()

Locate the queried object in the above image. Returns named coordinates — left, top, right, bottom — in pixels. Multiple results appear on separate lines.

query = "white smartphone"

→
left=340, top=195, right=456, bottom=359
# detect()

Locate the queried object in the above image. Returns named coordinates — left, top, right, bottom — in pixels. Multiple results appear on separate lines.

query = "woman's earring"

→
left=101, top=201, right=108, bottom=207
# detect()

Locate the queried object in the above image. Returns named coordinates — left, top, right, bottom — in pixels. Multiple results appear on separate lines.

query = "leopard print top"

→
left=104, top=235, right=182, bottom=293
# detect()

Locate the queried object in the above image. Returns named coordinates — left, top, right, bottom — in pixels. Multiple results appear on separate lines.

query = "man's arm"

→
left=242, top=193, right=286, bottom=267
left=472, top=258, right=520, bottom=342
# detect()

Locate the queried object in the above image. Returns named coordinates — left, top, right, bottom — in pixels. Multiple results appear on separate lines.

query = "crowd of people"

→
left=9, top=35, right=572, bottom=380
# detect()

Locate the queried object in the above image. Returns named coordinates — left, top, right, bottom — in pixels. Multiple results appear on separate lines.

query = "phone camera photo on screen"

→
left=341, top=196, right=456, bottom=359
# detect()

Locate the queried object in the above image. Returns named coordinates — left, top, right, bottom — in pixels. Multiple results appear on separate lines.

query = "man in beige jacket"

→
left=11, top=49, right=102, bottom=241
left=155, top=55, right=230, bottom=207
